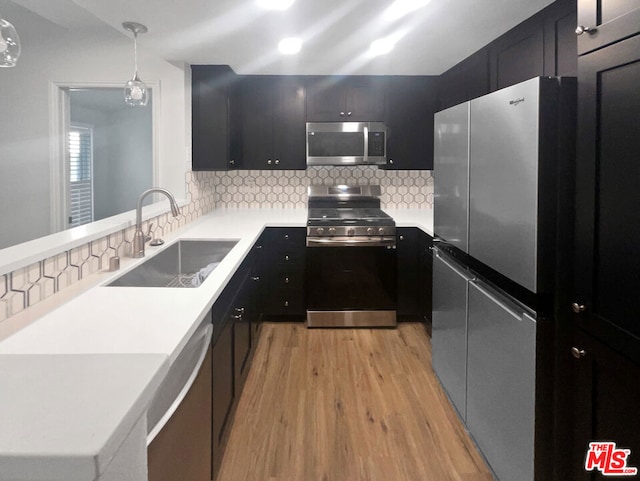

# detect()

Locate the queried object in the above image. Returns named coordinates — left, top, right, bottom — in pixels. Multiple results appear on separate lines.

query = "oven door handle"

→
left=306, top=238, right=396, bottom=247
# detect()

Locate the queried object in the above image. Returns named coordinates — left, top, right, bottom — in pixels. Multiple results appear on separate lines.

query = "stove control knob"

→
left=317, top=227, right=324, bottom=236
left=328, top=227, right=336, bottom=236
left=378, top=227, right=386, bottom=236
left=367, top=227, right=375, bottom=235
left=347, top=228, right=355, bottom=237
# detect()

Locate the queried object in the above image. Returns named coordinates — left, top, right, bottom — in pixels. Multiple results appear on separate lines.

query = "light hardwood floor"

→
left=217, top=322, right=493, bottom=481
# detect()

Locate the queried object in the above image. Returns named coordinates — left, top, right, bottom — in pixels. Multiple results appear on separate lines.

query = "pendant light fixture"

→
left=122, top=21, right=148, bottom=107
left=0, top=13, right=20, bottom=68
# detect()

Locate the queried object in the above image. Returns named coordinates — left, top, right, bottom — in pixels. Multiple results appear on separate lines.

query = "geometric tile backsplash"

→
left=211, top=166, right=434, bottom=209
left=0, top=167, right=433, bottom=323
left=0, top=171, right=216, bottom=323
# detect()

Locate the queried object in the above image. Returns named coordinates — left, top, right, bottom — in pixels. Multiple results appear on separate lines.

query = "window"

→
left=68, top=125, right=94, bottom=227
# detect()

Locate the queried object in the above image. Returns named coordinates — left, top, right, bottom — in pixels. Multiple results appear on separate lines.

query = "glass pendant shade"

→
left=0, top=16, right=21, bottom=68
left=122, top=22, right=148, bottom=107
left=125, top=73, right=148, bottom=106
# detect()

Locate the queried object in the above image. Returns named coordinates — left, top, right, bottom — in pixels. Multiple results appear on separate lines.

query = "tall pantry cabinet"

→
left=560, top=1, right=640, bottom=479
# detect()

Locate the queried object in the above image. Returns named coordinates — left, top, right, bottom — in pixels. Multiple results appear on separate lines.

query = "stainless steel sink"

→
left=107, top=239, right=239, bottom=288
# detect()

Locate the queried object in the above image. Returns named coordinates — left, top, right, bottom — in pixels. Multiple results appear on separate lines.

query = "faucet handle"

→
left=145, top=223, right=153, bottom=242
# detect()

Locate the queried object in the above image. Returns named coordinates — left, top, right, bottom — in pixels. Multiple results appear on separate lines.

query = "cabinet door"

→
left=306, top=78, right=345, bottom=121
left=396, top=228, right=420, bottom=317
left=467, top=280, right=536, bottom=481
left=212, top=319, right=234, bottom=476
left=192, top=65, right=239, bottom=171
left=240, top=76, right=274, bottom=169
left=384, top=76, right=438, bottom=170
left=544, top=0, right=578, bottom=77
left=577, top=0, right=640, bottom=54
left=272, top=77, right=306, bottom=169
left=568, top=329, right=640, bottom=479
left=148, top=345, right=212, bottom=481
left=490, top=15, right=544, bottom=90
left=344, top=77, right=386, bottom=121
left=574, top=35, right=640, bottom=363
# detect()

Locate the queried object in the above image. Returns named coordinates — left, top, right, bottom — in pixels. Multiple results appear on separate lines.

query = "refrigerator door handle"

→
left=469, top=279, right=523, bottom=321
left=434, top=248, right=473, bottom=280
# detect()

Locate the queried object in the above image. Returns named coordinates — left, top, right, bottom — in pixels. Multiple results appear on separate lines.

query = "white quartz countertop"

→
left=0, top=353, right=168, bottom=481
left=0, top=207, right=432, bottom=480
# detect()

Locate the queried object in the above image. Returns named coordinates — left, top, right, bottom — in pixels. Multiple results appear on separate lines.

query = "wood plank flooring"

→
left=217, top=322, right=493, bottom=481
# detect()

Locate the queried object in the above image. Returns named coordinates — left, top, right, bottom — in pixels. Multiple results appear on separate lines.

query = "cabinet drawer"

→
left=272, top=270, right=305, bottom=289
left=264, top=289, right=306, bottom=315
left=273, top=248, right=305, bottom=266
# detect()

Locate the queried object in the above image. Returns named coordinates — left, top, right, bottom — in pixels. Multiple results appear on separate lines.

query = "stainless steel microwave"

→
left=306, top=122, right=387, bottom=166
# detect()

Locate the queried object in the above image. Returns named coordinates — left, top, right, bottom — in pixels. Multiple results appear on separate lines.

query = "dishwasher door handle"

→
left=146, top=324, right=213, bottom=445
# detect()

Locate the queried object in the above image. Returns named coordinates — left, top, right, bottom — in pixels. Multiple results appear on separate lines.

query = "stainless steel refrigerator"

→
left=432, top=77, right=576, bottom=481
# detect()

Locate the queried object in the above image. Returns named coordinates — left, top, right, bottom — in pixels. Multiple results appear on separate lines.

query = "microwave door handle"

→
left=363, top=125, right=369, bottom=163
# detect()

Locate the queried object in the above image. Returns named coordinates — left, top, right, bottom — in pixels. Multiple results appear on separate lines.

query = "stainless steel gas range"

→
left=306, top=185, right=397, bottom=328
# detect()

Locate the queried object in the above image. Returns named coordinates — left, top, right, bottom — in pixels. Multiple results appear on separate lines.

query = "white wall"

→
left=0, top=1, right=188, bottom=249
left=101, top=106, right=153, bottom=220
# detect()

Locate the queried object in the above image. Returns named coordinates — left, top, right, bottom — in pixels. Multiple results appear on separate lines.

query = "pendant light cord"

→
left=133, top=31, right=139, bottom=77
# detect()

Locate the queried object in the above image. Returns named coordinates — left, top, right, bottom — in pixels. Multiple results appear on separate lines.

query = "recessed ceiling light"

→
left=384, top=0, right=431, bottom=20
left=257, top=0, right=295, bottom=10
left=369, top=37, right=395, bottom=57
left=278, top=37, right=302, bottom=55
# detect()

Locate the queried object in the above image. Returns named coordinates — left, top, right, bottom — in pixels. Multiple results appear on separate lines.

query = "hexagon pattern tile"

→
left=211, top=167, right=433, bottom=209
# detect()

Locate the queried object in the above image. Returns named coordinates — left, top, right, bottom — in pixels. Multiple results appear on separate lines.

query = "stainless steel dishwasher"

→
left=146, top=316, right=213, bottom=481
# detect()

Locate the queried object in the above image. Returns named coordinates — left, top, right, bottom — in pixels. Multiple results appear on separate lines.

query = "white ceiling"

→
left=12, top=0, right=556, bottom=75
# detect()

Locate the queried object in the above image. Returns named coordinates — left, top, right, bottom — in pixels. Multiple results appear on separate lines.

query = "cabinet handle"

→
left=339, top=111, right=345, bottom=116
left=255, top=245, right=263, bottom=249
left=229, top=159, right=235, bottom=166
left=347, top=111, right=352, bottom=116
left=571, top=347, right=586, bottom=359
left=399, top=235, right=404, bottom=241
left=235, top=307, right=245, bottom=314
left=251, top=276, right=260, bottom=281
left=575, top=25, right=597, bottom=35
left=571, top=302, right=586, bottom=314
left=389, top=159, right=394, bottom=164
left=275, top=159, right=280, bottom=165
left=284, top=234, right=289, bottom=240
left=284, top=277, right=289, bottom=283
left=267, top=159, right=272, bottom=165
left=284, top=301, right=289, bottom=307
left=285, top=255, right=289, bottom=261
left=231, top=314, right=242, bottom=320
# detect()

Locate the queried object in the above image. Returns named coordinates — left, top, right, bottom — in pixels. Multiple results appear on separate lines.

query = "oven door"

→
left=306, top=244, right=397, bottom=327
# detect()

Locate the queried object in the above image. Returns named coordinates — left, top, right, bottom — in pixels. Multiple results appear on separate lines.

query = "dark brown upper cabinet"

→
left=438, top=0, right=576, bottom=110
left=306, top=76, right=386, bottom=122
left=383, top=76, right=438, bottom=170
left=192, top=65, right=242, bottom=171
left=490, top=15, right=545, bottom=91
left=239, top=76, right=306, bottom=170
left=577, top=0, right=640, bottom=54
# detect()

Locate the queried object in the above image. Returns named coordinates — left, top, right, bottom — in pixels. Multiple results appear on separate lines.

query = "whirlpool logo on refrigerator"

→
left=585, top=442, right=638, bottom=476
left=509, top=97, right=525, bottom=106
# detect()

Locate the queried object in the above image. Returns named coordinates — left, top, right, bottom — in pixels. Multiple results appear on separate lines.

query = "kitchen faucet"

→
left=132, top=188, right=181, bottom=258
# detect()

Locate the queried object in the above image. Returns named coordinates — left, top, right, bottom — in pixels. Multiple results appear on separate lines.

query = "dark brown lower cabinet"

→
left=567, top=329, right=640, bottom=480
left=148, top=346, right=212, bottom=481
